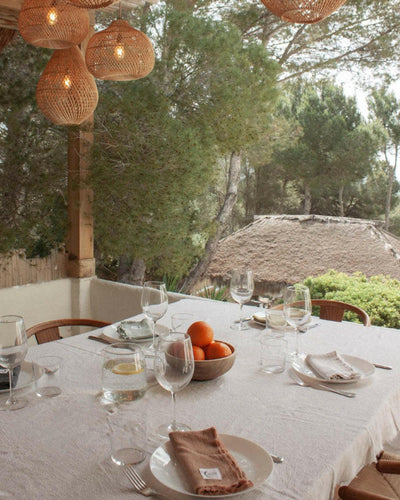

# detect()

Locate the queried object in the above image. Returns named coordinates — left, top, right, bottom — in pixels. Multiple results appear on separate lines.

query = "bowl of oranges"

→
left=186, top=321, right=235, bottom=381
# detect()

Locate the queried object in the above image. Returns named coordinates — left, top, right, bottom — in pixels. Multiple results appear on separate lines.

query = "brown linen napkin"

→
left=169, top=427, right=254, bottom=495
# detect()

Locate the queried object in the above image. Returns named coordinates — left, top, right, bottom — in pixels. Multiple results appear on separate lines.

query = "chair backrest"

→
left=274, top=299, right=371, bottom=326
left=26, top=319, right=111, bottom=344
left=311, top=299, right=371, bottom=327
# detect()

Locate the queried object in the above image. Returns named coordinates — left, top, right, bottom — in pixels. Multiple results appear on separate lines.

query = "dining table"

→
left=2, top=296, right=400, bottom=500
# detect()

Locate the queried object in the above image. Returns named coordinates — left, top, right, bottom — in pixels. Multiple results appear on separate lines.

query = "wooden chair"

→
left=27, top=319, right=111, bottom=345
left=274, top=299, right=371, bottom=326
left=337, top=451, right=400, bottom=499
left=311, top=299, right=371, bottom=327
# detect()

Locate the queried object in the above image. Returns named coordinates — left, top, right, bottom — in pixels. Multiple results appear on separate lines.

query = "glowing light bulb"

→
left=114, top=44, right=125, bottom=60
left=62, top=75, right=72, bottom=90
left=46, top=7, right=58, bottom=26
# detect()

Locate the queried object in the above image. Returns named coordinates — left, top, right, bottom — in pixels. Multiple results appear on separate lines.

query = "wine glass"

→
left=230, top=269, right=254, bottom=330
left=141, top=281, right=168, bottom=351
left=154, top=332, right=194, bottom=438
left=0, top=315, right=28, bottom=411
left=283, top=285, right=311, bottom=359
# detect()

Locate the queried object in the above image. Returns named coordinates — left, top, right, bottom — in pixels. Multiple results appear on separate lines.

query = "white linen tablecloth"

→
left=2, top=297, right=400, bottom=499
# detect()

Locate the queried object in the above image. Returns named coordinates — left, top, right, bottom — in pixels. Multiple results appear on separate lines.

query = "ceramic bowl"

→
left=192, top=341, right=236, bottom=381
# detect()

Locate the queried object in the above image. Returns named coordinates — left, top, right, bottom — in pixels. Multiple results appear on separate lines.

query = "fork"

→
left=123, top=466, right=167, bottom=498
left=289, top=369, right=356, bottom=398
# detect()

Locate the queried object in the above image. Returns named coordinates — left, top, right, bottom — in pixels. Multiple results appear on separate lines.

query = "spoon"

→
left=270, top=454, right=284, bottom=464
left=289, top=370, right=356, bottom=398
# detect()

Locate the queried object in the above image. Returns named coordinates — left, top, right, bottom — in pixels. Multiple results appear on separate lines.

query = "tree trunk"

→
left=304, top=184, right=311, bottom=214
left=117, top=256, right=146, bottom=285
left=338, top=184, right=345, bottom=217
left=181, top=151, right=242, bottom=293
left=384, top=145, right=398, bottom=231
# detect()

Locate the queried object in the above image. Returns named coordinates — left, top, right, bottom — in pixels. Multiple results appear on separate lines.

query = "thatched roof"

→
left=206, top=215, right=400, bottom=295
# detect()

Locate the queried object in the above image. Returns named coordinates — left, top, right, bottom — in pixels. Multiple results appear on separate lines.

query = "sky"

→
left=336, top=70, right=400, bottom=119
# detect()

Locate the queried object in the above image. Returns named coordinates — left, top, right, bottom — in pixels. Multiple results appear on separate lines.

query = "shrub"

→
left=195, top=283, right=230, bottom=302
left=303, top=270, right=400, bottom=328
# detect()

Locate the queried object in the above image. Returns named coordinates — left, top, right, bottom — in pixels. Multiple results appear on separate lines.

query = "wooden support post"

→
left=66, top=13, right=96, bottom=278
left=66, top=122, right=95, bottom=278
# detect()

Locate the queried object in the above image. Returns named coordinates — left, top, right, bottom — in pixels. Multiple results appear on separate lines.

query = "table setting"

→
left=2, top=278, right=400, bottom=499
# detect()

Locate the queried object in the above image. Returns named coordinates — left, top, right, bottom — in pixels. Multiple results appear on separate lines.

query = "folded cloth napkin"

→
left=169, top=427, right=254, bottom=496
left=116, top=318, right=153, bottom=340
left=305, top=351, right=361, bottom=381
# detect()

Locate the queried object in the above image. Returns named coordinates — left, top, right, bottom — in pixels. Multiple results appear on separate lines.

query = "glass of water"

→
left=283, top=285, right=311, bottom=359
left=102, top=343, right=148, bottom=404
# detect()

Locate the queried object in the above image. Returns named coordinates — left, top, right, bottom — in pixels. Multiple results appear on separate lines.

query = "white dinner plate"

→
left=0, top=361, right=43, bottom=394
left=292, top=354, right=375, bottom=385
left=150, top=434, right=273, bottom=498
left=102, top=323, right=169, bottom=343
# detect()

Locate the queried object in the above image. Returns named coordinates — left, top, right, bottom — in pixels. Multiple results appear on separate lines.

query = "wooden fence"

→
left=0, top=248, right=68, bottom=288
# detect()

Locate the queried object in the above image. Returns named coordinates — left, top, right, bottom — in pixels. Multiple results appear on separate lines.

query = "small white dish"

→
left=292, top=354, right=375, bottom=385
left=149, top=434, right=273, bottom=498
left=0, top=361, right=43, bottom=394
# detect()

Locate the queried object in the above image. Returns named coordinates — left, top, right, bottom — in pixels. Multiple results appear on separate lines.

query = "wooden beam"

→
left=66, top=121, right=95, bottom=278
left=66, top=14, right=95, bottom=278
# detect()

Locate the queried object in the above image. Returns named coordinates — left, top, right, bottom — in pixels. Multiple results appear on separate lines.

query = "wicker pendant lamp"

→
left=259, top=0, right=348, bottom=24
left=85, top=19, right=155, bottom=81
left=67, top=0, right=117, bottom=8
left=36, top=46, right=99, bottom=125
left=18, top=0, right=89, bottom=49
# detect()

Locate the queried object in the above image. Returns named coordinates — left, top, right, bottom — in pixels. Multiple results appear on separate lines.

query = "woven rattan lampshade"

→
left=67, top=0, right=117, bottom=8
left=260, top=0, right=348, bottom=23
left=36, top=46, right=99, bottom=125
left=85, top=19, right=154, bottom=81
left=18, top=0, right=89, bottom=49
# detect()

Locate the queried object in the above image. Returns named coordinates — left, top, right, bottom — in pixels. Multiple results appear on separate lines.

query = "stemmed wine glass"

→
left=230, top=269, right=254, bottom=330
left=141, top=281, right=168, bottom=351
left=0, top=315, right=28, bottom=411
left=283, top=285, right=311, bottom=359
left=154, top=332, right=194, bottom=438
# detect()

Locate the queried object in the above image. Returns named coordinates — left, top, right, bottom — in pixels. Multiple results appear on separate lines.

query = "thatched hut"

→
left=206, top=215, right=400, bottom=296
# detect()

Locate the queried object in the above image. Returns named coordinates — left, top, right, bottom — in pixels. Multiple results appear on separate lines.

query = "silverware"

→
left=88, top=333, right=115, bottom=344
left=270, top=453, right=284, bottom=463
left=299, top=322, right=320, bottom=333
left=123, top=466, right=167, bottom=498
left=289, top=370, right=356, bottom=398
left=234, top=317, right=252, bottom=323
left=373, top=363, right=392, bottom=370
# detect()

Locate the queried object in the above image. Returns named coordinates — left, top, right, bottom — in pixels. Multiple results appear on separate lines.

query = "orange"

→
left=168, top=342, right=184, bottom=358
left=187, top=321, right=214, bottom=347
left=205, top=341, right=232, bottom=360
left=193, top=345, right=206, bottom=360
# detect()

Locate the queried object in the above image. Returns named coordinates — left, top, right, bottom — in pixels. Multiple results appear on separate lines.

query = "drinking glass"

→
left=283, top=285, right=311, bottom=359
left=230, top=269, right=254, bottom=330
left=0, top=315, right=28, bottom=411
left=102, top=343, right=148, bottom=404
left=154, top=332, right=194, bottom=438
left=141, top=281, right=168, bottom=351
left=170, top=313, right=195, bottom=333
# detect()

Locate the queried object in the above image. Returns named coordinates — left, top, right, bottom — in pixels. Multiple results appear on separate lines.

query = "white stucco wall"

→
left=0, top=278, right=92, bottom=329
left=0, top=277, right=194, bottom=333
left=89, top=278, right=193, bottom=323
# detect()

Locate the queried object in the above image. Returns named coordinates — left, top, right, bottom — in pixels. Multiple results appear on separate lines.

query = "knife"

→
left=88, top=334, right=114, bottom=344
left=373, top=363, right=392, bottom=370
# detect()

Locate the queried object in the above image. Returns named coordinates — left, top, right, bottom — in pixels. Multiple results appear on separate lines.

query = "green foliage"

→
left=0, top=37, right=67, bottom=256
left=162, top=274, right=181, bottom=293
left=303, top=270, right=400, bottom=328
left=92, top=4, right=278, bottom=277
left=195, top=282, right=230, bottom=301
